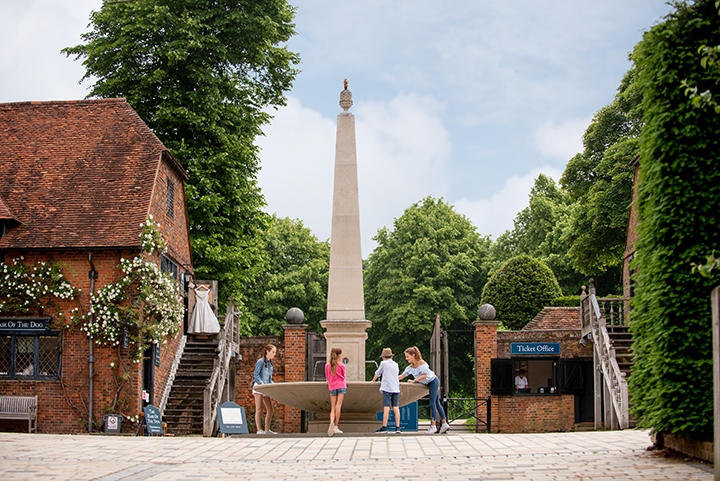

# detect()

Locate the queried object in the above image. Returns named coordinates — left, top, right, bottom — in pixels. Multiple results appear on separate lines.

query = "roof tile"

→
left=0, top=99, right=183, bottom=250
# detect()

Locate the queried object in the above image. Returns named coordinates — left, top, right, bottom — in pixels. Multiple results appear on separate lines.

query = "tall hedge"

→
left=630, top=0, right=720, bottom=441
left=481, top=255, right=562, bottom=330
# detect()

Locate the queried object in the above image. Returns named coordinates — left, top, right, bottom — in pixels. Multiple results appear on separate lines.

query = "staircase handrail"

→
left=203, top=298, right=240, bottom=437
left=589, top=292, right=630, bottom=429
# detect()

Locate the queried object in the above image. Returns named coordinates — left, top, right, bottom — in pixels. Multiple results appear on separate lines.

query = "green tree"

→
left=63, top=0, right=300, bottom=305
left=561, top=66, right=642, bottom=276
left=481, top=255, right=562, bottom=331
left=630, top=0, right=720, bottom=441
left=364, top=196, right=491, bottom=397
left=484, top=175, right=589, bottom=296
left=240, top=215, right=329, bottom=336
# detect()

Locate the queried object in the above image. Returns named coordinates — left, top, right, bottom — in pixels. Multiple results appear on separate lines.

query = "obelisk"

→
left=321, top=81, right=371, bottom=381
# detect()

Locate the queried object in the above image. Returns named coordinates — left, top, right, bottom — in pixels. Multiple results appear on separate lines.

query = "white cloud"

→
left=533, top=117, right=590, bottom=162
left=257, top=93, right=452, bottom=257
left=0, top=0, right=103, bottom=102
left=257, top=97, right=336, bottom=239
left=453, top=165, right=564, bottom=240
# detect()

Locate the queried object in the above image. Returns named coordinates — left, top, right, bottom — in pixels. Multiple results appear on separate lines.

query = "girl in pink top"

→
left=325, top=347, right=346, bottom=437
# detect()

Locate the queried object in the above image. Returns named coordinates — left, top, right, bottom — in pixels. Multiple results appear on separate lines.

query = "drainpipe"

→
left=88, top=252, right=98, bottom=433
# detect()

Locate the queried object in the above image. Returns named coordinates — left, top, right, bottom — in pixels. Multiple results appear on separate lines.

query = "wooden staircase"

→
left=581, top=280, right=633, bottom=430
left=164, top=336, right=219, bottom=436
left=607, top=324, right=637, bottom=427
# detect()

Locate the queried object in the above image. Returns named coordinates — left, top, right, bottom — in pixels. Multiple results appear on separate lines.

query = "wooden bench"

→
left=0, top=395, right=38, bottom=433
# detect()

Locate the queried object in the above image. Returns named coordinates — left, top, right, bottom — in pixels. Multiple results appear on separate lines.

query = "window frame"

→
left=0, top=330, right=62, bottom=381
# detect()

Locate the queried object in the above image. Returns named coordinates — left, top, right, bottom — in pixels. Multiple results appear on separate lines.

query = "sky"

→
left=0, top=1, right=674, bottom=258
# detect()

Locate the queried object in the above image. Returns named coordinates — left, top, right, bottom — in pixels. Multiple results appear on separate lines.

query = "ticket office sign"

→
left=511, top=342, right=560, bottom=355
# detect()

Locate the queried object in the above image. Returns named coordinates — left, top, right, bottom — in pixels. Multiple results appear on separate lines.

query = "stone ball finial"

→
left=340, top=80, right=353, bottom=111
left=285, top=307, right=304, bottom=324
left=478, top=304, right=496, bottom=321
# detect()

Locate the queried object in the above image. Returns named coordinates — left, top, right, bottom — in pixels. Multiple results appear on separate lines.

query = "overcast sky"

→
left=0, top=1, right=673, bottom=257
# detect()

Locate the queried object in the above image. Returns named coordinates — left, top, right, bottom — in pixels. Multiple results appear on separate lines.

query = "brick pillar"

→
left=282, top=323, right=307, bottom=433
left=475, top=319, right=500, bottom=432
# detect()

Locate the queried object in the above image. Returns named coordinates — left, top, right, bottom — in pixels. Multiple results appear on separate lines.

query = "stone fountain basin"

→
left=254, top=381, right=428, bottom=413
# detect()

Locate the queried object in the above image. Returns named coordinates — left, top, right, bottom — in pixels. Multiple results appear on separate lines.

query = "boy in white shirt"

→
left=372, top=348, right=401, bottom=433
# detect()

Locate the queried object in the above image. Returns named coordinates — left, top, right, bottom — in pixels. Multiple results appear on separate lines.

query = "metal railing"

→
left=418, top=396, right=491, bottom=433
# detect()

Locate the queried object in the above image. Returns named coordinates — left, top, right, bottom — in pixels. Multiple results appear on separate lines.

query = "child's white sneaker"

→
left=439, top=423, right=450, bottom=434
left=333, top=426, right=343, bottom=434
left=266, top=430, right=277, bottom=434
left=256, top=430, right=265, bottom=434
left=426, top=425, right=437, bottom=434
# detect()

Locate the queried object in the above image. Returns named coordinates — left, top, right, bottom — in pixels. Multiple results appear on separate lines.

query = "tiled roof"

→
left=0, top=99, right=186, bottom=250
left=0, top=193, right=18, bottom=221
left=523, top=307, right=581, bottom=331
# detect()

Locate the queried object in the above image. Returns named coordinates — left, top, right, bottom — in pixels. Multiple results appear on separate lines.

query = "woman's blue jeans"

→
left=427, top=377, right=446, bottom=422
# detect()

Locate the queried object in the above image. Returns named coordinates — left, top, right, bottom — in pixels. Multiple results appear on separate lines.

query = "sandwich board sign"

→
left=216, top=401, right=249, bottom=435
left=135, top=404, right=164, bottom=436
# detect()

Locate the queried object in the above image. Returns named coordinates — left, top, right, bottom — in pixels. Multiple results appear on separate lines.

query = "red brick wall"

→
left=496, top=394, right=575, bottom=433
left=282, top=324, right=307, bottom=433
left=497, top=330, right=590, bottom=359
left=233, top=327, right=308, bottom=434
left=148, top=158, right=193, bottom=275
left=623, top=162, right=641, bottom=301
left=235, top=336, right=286, bottom=432
left=474, top=320, right=500, bottom=432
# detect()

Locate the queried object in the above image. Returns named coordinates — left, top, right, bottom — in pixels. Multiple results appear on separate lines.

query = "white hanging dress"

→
left=188, top=287, right=221, bottom=334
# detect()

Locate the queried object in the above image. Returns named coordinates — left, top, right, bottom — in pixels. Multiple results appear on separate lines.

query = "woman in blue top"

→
left=253, top=344, right=277, bottom=434
left=399, top=346, right=450, bottom=434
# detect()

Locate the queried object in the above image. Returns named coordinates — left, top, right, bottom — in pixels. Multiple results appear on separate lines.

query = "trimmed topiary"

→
left=481, top=255, right=562, bottom=330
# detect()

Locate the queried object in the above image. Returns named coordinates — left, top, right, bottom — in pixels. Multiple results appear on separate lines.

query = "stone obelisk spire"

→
left=321, top=80, right=371, bottom=381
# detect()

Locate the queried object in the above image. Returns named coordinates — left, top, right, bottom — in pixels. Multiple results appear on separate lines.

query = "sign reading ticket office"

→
left=511, top=342, right=560, bottom=355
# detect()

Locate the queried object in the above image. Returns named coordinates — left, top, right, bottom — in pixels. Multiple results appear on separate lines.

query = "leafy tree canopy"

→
left=63, top=0, right=301, bottom=305
left=481, top=255, right=562, bottom=331
left=560, top=66, right=641, bottom=276
left=364, top=196, right=491, bottom=396
left=240, top=215, right=329, bottom=336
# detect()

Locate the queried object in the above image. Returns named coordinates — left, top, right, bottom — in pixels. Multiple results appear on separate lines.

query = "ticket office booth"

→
left=490, top=343, right=585, bottom=396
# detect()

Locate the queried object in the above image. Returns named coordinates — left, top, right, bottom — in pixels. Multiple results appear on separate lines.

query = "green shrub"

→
left=481, top=255, right=562, bottom=330
left=548, top=295, right=581, bottom=307
left=630, top=0, right=720, bottom=441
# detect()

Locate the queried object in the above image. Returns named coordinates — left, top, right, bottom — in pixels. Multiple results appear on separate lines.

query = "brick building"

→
left=478, top=307, right=594, bottom=433
left=0, top=99, right=193, bottom=434
left=622, top=156, right=641, bottom=302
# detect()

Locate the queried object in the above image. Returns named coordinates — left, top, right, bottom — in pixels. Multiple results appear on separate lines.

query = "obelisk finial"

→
left=340, top=79, right=353, bottom=112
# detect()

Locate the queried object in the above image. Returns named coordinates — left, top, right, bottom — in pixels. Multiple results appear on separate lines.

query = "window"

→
left=166, top=177, right=175, bottom=220
left=161, top=254, right=178, bottom=281
left=491, top=357, right=583, bottom=395
left=0, top=332, right=61, bottom=380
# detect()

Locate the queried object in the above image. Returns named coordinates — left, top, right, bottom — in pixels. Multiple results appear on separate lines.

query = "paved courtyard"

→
left=0, top=429, right=712, bottom=480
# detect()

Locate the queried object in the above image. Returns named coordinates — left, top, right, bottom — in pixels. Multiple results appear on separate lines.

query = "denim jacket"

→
left=253, top=357, right=274, bottom=385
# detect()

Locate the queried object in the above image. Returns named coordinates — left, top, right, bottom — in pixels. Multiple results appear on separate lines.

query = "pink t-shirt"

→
left=325, top=362, right=347, bottom=391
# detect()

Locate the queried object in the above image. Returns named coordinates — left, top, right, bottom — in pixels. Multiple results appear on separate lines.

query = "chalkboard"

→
left=216, top=401, right=248, bottom=435
left=135, top=404, right=164, bottom=436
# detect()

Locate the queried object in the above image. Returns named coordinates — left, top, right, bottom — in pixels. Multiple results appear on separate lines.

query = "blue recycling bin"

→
left=375, top=401, right=418, bottom=431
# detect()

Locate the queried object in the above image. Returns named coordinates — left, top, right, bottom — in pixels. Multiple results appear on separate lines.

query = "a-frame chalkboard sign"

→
left=135, top=404, right=164, bottom=436
left=215, top=401, right=249, bottom=436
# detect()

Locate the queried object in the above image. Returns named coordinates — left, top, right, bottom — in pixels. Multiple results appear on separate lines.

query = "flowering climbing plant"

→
left=77, top=216, right=184, bottom=358
left=0, top=258, right=77, bottom=316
